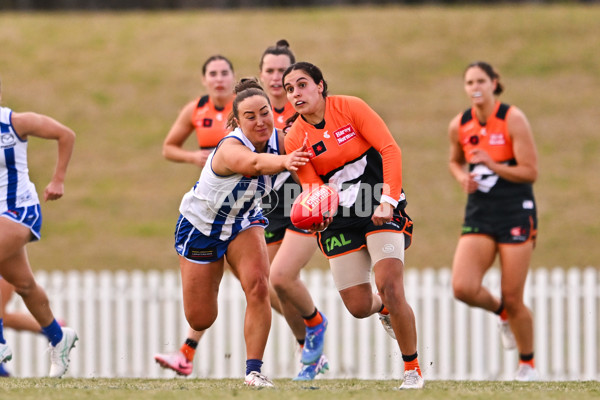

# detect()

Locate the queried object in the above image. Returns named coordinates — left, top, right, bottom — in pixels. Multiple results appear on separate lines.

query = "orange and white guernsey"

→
left=458, top=101, right=535, bottom=218
left=191, top=95, right=234, bottom=149
left=459, top=101, right=515, bottom=165
left=284, top=95, right=405, bottom=226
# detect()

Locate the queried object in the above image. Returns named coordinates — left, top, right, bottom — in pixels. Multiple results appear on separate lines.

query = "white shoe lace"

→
left=399, top=369, right=424, bottom=389
left=245, top=371, right=274, bottom=387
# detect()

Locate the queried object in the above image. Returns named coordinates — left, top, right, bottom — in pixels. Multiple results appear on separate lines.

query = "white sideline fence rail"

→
left=4, top=267, right=599, bottom=381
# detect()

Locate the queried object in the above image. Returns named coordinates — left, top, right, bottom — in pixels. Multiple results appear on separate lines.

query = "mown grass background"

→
left=0, top=5, right=598, bottom=272
left=0, top=378, right=598, bottom=400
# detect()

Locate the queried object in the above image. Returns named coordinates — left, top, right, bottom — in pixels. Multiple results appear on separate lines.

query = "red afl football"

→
left=290, top=185, right=339, bottom=230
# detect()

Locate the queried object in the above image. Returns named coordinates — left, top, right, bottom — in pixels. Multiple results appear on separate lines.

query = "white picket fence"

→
left=3, top=267, right=599, bottom=381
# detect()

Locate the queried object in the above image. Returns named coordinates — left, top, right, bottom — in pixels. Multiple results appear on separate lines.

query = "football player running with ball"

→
left=283, top=62, right=424, bottom=390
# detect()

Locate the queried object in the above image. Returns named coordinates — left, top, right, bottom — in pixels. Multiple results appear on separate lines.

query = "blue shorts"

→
left=174, top=214, right=267, bottom=264
left=1, top=204, right=42, bottom=242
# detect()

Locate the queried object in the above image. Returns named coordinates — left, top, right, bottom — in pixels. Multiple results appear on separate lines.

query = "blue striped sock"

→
left=41, top=319, right=63, bottom=346
left=246, top=359, right=263, bottom=375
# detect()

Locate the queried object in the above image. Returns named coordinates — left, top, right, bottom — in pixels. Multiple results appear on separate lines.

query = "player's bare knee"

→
left=349, top=307, right=372, bottom=319
left=187, top=314, right=216, bottom=332
left=13, top=279, right=38, bottom=298
left=269, top=269, right=291, bottom=293
left=453, top=281, right=477, bottom=304
left=343, top=298, right=373, bottom=319
left=243, top=274, right=270, bottom=300
left=378, top=280, right=404, bottom=304
left=184, top=302, right=218, bottom=330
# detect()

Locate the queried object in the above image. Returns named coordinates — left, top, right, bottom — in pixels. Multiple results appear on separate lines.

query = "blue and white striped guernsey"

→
left=0, top=107, right=39, bottom=212
left=179, top=127, right=282, bottom=241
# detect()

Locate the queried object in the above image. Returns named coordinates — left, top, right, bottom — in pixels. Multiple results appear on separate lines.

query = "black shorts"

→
left=462, top=212, right=537, bottom=244
left=264, top=215, right=314, bottom=245
left=317, top=210, right=413, bottom=258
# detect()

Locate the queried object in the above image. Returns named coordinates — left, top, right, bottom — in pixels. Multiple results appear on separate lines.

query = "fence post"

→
left=550, top=267, right=565, bottom=380
left=115, top=270, right=130, bottom=377
left=583, top=267, right=597, bottom=380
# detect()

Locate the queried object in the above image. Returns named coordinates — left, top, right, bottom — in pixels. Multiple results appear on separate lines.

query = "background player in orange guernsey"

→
left=283, top=62, right=424, bottom=390
left=448, top=61, right=539, bottom=381
left=258, top=40, right=329, bottom=380
left=162, top=54, right=235, bottom=167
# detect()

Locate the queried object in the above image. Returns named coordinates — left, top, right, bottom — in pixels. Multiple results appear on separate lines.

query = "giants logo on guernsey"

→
left=334, top=124, right=357, bottom=145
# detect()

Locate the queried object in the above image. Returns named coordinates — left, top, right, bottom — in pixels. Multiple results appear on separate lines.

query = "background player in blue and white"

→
left=0, top=79, right=78, bottom=377
left=173, top=78, right=310, bottom=387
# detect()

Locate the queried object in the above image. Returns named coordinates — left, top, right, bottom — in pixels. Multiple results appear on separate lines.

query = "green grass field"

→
left=1, top=379, right=598, bottom=400
left=0, top=5, right=599, bottom=272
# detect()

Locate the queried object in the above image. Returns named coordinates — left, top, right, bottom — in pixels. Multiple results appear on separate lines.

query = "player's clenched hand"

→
left=461, top=173, right=479, bottom=194
left=469, top=148, right=495, bottom=169
left=44, top=180, right=65, bottom=201
left=372, top=202, right=394, bottom=226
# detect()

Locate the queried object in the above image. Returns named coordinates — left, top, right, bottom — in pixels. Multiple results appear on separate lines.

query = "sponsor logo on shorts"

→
left=385, top=217, right=404, bottom=230
left=510, top=226, right=528, bottom=241
left=187, top=247, right=216, bottom=261
left=324, top=233, right=352, bottom=253
left=6, top=209, right=20, bottom=218
left=522, top=200, right=534, bottom=210
left=250, top=218, right=267, bottom=225
left=462, top=226, right=480, bottom=234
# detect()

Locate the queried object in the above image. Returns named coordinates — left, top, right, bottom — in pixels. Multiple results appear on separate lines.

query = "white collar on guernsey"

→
left=231, top=127, right=278, bottom=154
